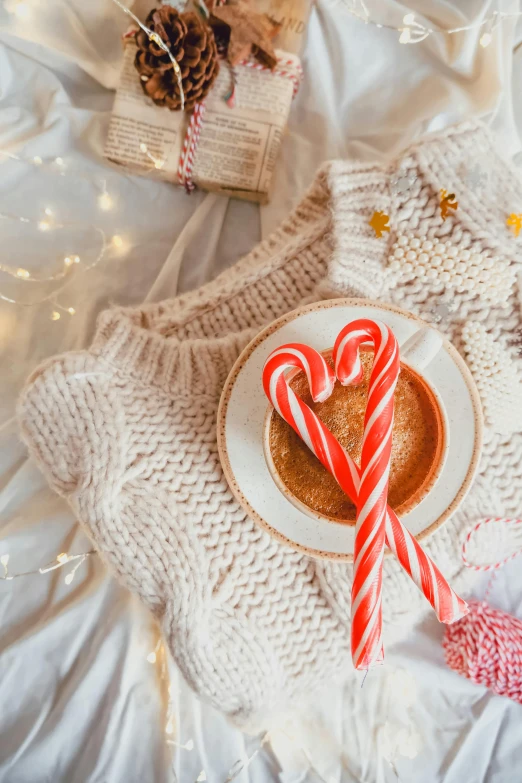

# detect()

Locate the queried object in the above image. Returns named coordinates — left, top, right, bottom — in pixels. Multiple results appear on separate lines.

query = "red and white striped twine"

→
left=177, top=55, right=303, bottom=191
left=462, top=517, right=522, bottom=571
left=443, top=600, right=522, bottom=704
left=443, top=516, right=522, bottom=703
left=177, top=102, right=206, bottom=192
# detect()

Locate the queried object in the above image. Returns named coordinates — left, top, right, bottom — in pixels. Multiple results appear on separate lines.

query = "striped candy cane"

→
left=334, top=320, right=399, bottom=668
left=263, top=332, right=468, bottom=668
left=334, top=322, right=467, bottom=634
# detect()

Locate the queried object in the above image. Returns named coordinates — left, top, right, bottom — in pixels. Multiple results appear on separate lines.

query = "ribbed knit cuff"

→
left=92, top=309, right=254, bottom=398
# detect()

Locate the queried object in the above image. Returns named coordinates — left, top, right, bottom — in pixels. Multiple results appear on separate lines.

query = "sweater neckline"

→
left=90, top=165, right=336, bottom=397
left=89, top=121, right=517, bottom=399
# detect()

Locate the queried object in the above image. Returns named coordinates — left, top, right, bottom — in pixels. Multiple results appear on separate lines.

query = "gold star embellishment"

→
left=440, top=189, right=458, bottom=221
left=369, top=211, right=390, bottom=238
left=506, top=213, right=522, bottom=237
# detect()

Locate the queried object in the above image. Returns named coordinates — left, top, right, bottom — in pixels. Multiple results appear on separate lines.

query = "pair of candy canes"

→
left=263, top=319, right=468, bottom=670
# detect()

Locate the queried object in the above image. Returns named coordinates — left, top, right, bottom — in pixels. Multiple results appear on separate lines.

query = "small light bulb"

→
left=64, top=256, right=73, bottom=266
left=72, top=255, right=80, bottom=264
left=146, top=651, right=157, bottom=664
left=112, top=235, right=123, bottom=248
left=154, top=160, right=164, bottom=170
left=185, top=739, right=194, bottom=751
left=480, top=32, right=492, bottom=47
left=403, top=13, right=415, bottom=25
left=57, top=553, right=68, bottom=563
left=38, top=220, right=51, bottom=231
left=14, top=2, right=30, bottom=19
left=44, top=207, right=53, bottom=216
left=16, top=268, right=30, bottom=278
left=64, top=572, right=74, bottom=585
left=67, top=307, right=76, bottom=315
left=97, top=192, right=113, bottom=211
left=55, top=157, right=64, bottom=167
left=51, top=311, right=61, bottom=321
left=139, top=143, right=148, bottom=153
left=33, top=155, right=42, bottom=165
left=399, top=28, right=411, bottom=44
left=1, top=554, right=9, bottom=567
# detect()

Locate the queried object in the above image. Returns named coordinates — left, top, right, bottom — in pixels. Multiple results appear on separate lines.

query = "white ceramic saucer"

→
left=217, top=299, right=483, bottom=561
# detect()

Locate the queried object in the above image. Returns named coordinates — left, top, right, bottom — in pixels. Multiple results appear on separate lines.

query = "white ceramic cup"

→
left=263, top=325, right=449, bottom=525
left=217, top=299, right=483, bottom=561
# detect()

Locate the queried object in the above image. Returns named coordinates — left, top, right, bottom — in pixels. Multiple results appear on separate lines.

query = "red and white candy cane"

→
left=334, top=320, right=399, bottom=668
left=263, top=327, right=468, bottom=668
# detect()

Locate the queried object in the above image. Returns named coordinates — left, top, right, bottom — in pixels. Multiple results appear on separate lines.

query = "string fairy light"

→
left=166, top=737, right=194, bottom=751
left=2, top=547, right=347, bottom=780
left=0, top=550, right=95, bottom=583
left=480, top=13, right=496, bottom=47
left=0, top=209, right=108, bottom=318
left=334, top=1, right=521, bottom=46
left=0, top=152, right=149, bottom=300
left=139, top=142, right=165, bottom=170
left=0, top=151, right=118, bottom=205
left=97, top=184, right=114, bottom=211
left=0, top=149, right=120, bottom=318
left=144, top=630, right=281, bottom=782
left=147, top=637, right=162, bottom=664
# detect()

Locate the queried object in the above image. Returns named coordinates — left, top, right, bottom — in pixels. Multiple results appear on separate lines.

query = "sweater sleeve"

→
left=17, top=351, right=167, bottom=615
left=17, top=352, right=105, bottom=497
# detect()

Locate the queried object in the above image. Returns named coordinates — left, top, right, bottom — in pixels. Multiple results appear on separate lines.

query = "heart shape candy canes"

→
left=262, top=320, right=468, bottom=669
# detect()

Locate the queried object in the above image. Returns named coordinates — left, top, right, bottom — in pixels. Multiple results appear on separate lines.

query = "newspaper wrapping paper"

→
left=104, top=39, right=301, bottom=203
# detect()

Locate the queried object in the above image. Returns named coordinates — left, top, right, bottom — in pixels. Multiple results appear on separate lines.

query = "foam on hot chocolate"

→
left=268, top=350, right=444, bottom=523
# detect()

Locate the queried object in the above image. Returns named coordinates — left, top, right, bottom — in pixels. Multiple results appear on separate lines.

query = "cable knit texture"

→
left=18, top=122, right=522, bottom=731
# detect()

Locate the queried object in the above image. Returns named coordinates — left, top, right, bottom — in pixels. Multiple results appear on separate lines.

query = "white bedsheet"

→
left=1, top=1, right=522, bottom=780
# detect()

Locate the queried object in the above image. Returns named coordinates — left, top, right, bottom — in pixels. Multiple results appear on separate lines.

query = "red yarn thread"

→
left=443, top=600, right=522, bottom=704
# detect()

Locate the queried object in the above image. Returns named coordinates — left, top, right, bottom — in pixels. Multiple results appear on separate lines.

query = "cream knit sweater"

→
left=18, top=122, right=522, bottom=731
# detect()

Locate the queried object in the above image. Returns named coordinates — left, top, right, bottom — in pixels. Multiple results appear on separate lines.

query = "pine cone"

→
left=134, top=7, right=219, bottom=111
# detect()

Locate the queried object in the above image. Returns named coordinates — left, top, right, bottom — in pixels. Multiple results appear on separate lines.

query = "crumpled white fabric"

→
left=1, top=0, right=522, bottom=780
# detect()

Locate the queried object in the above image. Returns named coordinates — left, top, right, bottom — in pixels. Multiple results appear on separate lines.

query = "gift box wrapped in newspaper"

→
left=104, top=1, right=309, bottom=203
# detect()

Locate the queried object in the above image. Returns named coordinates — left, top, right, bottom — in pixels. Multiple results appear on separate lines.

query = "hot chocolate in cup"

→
left=218, top=299, right=483, bottom=560
left=264, top=328, right=448, bottom=525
